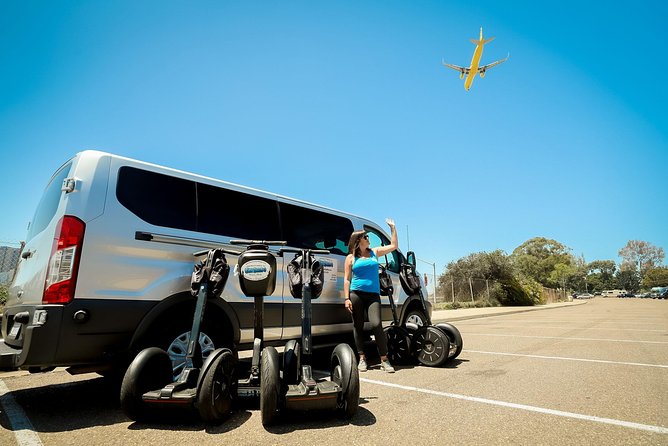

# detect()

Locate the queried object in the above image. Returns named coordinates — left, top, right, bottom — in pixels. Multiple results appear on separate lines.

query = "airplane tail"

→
left=470, top=36, right=495, bottom=45
left=471, top=27, right=495, bottom=45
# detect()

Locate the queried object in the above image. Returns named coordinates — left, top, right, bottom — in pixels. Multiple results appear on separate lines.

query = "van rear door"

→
left=7, top=161, right=75, bottom=312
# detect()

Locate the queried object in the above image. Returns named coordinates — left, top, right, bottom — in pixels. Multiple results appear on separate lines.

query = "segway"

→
left=120, top=248, right=237, bottom=423
left=273, top=248, right=360, bottom=424
left=400, top=252, right=463, bottom=367
left=226, top=239, right=283, bottom=418
left=379, top=265, right=413, bottom=365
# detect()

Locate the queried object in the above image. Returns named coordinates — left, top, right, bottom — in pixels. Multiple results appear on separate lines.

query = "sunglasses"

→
left=362, top=235, right=369, bottom=240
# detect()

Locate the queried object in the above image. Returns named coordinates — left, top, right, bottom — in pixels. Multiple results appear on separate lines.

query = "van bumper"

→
left=1, top=306, right=63, bottom=370
left=0, top=341, right=21, bottom=370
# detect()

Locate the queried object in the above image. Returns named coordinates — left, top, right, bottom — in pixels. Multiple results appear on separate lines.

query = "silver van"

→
left=1, top=151, right=429, bottom=375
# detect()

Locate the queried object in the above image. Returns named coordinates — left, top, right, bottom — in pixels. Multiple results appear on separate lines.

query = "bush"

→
left=518, top=276, right=545, bottom=305
left=0, top=283, right=8, bottom=308
left=498, top=277, right=536, bottom=306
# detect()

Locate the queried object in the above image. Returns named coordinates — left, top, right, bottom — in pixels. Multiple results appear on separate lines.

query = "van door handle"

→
left=21, top=250, right=34, bottom=259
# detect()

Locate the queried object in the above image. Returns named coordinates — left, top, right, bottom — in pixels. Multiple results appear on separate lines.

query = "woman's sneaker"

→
left=380, top=359, right=395, bottom=373
left=358, top=358, right=368, bottom=372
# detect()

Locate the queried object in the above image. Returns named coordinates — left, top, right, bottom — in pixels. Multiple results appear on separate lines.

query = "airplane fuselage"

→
left=465, top=42, right=485, bottom=91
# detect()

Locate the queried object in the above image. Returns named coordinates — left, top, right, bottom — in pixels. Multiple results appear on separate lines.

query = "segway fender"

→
left=435, top=322, right=463, bottom=360
left=404, top=322, right=419, bottom=333
left=196, top=347, right=236, bottom=395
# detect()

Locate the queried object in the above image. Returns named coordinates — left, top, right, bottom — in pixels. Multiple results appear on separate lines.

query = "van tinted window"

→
left=117, top=167, right=197, bottom=231
left=280, top=203, right=353, bottom=255
left=197, top=183, right=281, bottom=240
left=27, top=162, right=72, bottom=240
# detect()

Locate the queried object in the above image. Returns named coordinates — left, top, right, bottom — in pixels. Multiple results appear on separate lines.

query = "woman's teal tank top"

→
left=350, top=250, right=380, bottom=294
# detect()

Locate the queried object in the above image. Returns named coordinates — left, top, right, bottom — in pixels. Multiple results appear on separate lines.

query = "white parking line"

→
left=466, top=333, right=668, bottom=344
left=484, top=320, right=668, bottom=327
left=0, top=379, right=43, bottom=446
left=460, top=325, right=665, bottom=333
left=360, top=378, right=668, bottom=434
left=464, top=350, right=668, bottom=369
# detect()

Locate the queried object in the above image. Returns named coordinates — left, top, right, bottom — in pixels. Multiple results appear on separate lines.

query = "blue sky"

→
left=1, top=1, right=666, bottom=277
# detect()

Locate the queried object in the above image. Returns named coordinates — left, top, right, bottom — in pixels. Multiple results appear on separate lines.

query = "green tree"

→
left=549, top=262, right=578, bottom=291
left=511, top=237, right=576, bottom=287
left=439, top=250, right=515, bottom=284
left=439, top=250, right=537, bottom=306
left=618, top=240, right=665, bottom=280
left=616, top=269, right=640, bottom=292
left=642, top=267, right=668, bottom=288
left=587, top=260, right=617, bottom=291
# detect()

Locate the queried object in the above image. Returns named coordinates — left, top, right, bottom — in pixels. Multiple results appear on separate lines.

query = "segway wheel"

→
left=435, top=322, right=463, bottom=360
left=331, top=343, right=359, bottom=419
left=197, top=349, right=235, bottom=424
left=412, top=326, right=450, bottom=367
left=282, top=339, right=301, bottom=385
left=384, top=325, right=413, bottom=365
left=120, top=347, right=173, bottom=421
left=260, top=346, right=281, bottom=426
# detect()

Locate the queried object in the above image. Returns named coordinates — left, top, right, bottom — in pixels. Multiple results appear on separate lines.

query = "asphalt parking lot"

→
left=1, top=298, right=666, bottom=445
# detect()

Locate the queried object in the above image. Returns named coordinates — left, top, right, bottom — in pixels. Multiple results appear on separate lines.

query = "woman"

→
left=344, top=218, right=398, bottom=373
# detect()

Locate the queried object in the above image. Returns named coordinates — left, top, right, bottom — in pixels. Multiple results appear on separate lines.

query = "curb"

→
left=430, top=301, right=589, bottom=323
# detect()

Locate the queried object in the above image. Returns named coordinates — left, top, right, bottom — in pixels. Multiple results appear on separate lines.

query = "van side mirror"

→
left=406, top=251, right=416, bottom=268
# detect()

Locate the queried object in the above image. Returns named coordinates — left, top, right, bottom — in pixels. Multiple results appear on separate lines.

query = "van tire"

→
left=404, top=309, right=427, bottom=327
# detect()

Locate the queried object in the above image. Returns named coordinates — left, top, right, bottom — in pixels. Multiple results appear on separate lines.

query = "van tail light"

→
left=43, top=216, right=85, bottom=304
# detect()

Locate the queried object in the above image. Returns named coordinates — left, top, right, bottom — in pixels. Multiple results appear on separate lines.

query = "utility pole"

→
left=406, top=225, right=410, bottom=252
left=417, top=257, right=437, bottom=305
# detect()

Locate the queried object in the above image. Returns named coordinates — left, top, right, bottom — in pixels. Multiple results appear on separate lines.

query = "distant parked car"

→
left=575, top=293, right=593, bottom=299
left=650, top=287, right=668, bottom=299
left=635, top=292, right=650, bottom=298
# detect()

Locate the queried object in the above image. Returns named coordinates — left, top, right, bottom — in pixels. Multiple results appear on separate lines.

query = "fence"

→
left=0, top=243, right=22, bottom=285
left=434, top=278, right=498, bottom=305
left=428, top=276, right=571, bottom=306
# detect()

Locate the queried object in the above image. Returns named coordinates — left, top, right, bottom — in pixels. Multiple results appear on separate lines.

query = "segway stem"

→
left=186, top=282, right=209, bottom=369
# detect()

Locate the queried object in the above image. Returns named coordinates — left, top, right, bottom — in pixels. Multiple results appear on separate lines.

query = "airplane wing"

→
left=442, top=60, right=470, bottom=75
left=477, top=53, right=509, bottom=73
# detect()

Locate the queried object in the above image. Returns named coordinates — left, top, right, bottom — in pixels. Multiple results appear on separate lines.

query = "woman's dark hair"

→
left=347, top=230, right=368, bottom=257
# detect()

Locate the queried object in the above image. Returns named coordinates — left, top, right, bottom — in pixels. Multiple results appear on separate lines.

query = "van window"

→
left=117, top=167, right=197, bottom=231
left=279, top=203, right=353, bottom=255
left=27, top=162, right=73, bottom=240
left=197, top=183, right=281, bottom=240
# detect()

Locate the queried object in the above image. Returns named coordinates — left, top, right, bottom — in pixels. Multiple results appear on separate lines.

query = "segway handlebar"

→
left=230, top=239, right=287, bottom=247
left=192, top=247, right=241, bottom=257
left=279, top=247, right=330, bottom=255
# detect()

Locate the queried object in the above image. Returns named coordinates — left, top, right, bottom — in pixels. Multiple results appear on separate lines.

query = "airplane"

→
left=442, top=27, right=509, bottom=91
